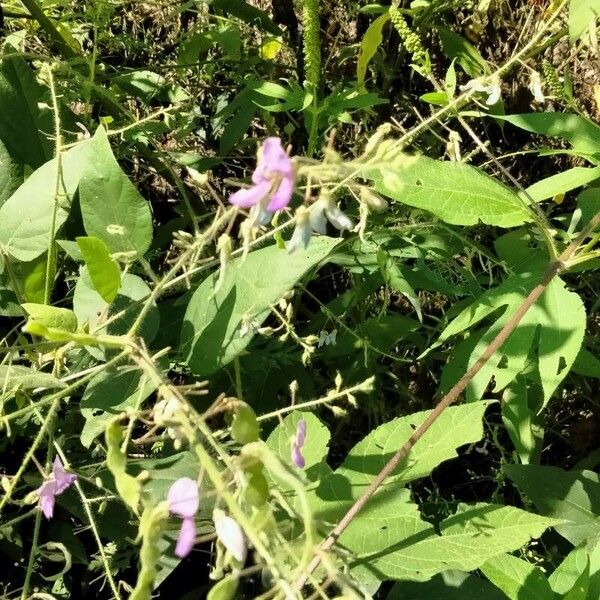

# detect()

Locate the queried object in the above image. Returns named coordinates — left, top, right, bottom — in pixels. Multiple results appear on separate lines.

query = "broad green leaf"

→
left=524, top=166, right=600, bottom=202
left=342, top=494, right=558, bottom=581
left=572, top=348, right=600, bottom=379
left=0, top=52, right=53, bottom=169
left=79, top=128, right=153, bottom=256
left=212, top=0, right=282, bottom=36
left=386, top=570, right=507, bottom=600
left=481, top=553, right=553, bottom=600
left=22, top=303, right=77, bottom=333
left=182, top=237, right=339, bottom=376
left=569, top=0, right=600, bottom=42
left=548, top=545, right=589, bottom=600
left=0, top=364, right=64, bottom=390
left=73, top=267, right=159, bottom=356
left=80, top=364, right=159, bottom=448
left=576, top=188, right=600, bottom=229
left=501, top=376, right=543, bottom=465
left=0, top=275, right=20, bottom=316
left=0, top=137, right=22, bottom=206
left=17, top=253, right=51, bottom=304
left=420, top=91, right=449, bottom=106
left=357, top=12, right=390, bottom=93
left=495, top=113, right=600, bottom=158
left=438, top=28, right=487, bottom=77
left=363, top=155, right=531, bottom=228
left=315, top=402, right=491, bottom=516
left=504, top=464, right=600, bottom=546
left=438, top=272, right=586, bottom=404
left=76, top=236, right=121, bottom=303
left=0, top=140, right=94, bottom=261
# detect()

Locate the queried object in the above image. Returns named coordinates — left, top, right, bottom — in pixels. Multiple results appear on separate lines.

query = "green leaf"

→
left=22, top=303, right=77, bottom=333
left=572, top=348, right=600, bottom=379
left=80, top=365, right=159, bottom=448
left=181, top=237, right=339, bottom=376
left=505, top=464, right=600, bottom=545
left=73, top=268, right=159, bottom=356
left=0, top=275, right=21, bottom=316
left=363, top=155, right=532, bottom=228
left=0, top=52, right=53, bottom=169
left=438, top=28, right=487, bottom=78
left=501, top=376, right=543, bottom=465
left=0, top=364, right=65, bottom=390
left=495, top=113, right=600, bottom=158
left=79, top=128, right=153, bottom=256
left=357, top=12, right=390, bottom=93
left=0, top=140, right=95, bottom=261
left=387, top=570, right=507, bottom=600
left=0, top=137, right=22, bottom=207
left=420, top=92, right=449, bottom=106
left=438, top=272, right=586, bottom=404
left=314, top=402, right=491, bottom=516
left=113, top=70, right=189, bottom=103
left=576, top=188, right=600, bottom=229
left=569, top=0, right=600, bottom=42
left=481, top=553, right=553, bottom=600
left=212, top=0, right=282, bottom=36
left=549, top=545, right=589, bottom=600
left=341, top=495, right=558, bottom=581
left=76, top=236, right=121, bottom=303
left=524, top=166, right=600, bottom=202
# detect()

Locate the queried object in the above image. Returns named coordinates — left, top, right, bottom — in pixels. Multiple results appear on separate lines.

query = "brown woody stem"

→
left=296, top=211, right=600, bottom=589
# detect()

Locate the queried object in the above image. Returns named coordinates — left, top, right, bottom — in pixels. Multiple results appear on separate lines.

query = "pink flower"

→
left=291, top=420, right=307, bottom=469
left=37, top=457, right=77, bottom=519
left=229, top=137, right=295, bottom=213
left=167, top=477, right=199, bottom=558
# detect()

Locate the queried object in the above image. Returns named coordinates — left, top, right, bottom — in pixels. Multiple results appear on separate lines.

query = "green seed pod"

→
left=207, top=574, right=239, bottom=600
left=230, top=402, right=260, bottom=444
left=243, top=470, right=269, bottom=507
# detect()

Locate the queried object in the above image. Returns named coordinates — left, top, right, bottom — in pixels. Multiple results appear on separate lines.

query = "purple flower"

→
left=167, top=477, right=199, bottom=558
left=229, top=137, right=295, bottom=214
left=291, top=420, right=307, bottom=469
left=37, top=457, right=77, bottom=519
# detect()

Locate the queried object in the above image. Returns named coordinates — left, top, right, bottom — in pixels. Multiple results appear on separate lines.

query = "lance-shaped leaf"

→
left=438, top=271, right=586, bottom=404
left=362, top=155, right=532, bottom=228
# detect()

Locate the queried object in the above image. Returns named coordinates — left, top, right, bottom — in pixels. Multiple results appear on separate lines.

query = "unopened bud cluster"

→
left=389, top=4, right=427, bottom=66
left=541, top=59, right=563, bottom=98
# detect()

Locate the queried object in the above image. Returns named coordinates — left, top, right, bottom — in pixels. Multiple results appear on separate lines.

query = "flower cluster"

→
left=229, top=137, right=294, bottom=226
left=460, top=76, right=502, bottom=105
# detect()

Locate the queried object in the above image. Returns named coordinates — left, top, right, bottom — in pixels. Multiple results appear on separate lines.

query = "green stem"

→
left=44, top=65, right=62, bottom=305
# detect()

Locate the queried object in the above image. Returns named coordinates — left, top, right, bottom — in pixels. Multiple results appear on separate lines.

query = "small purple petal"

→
left=267, top=174, right=294, bottom=212
left=168, top=477, right=199, bottom=519
left=38, top=480, right=57, bottom=519
left=229, top=180, right=271, bottom=208
left=291, top=443, right=305, bottom=469
left=52, top=457, right=77, bottom=494
left=254, top=137, right=293, bottom=182
left=295, top=420, right=307, bottom=447
left=175, top=516, right=196, bottom=558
